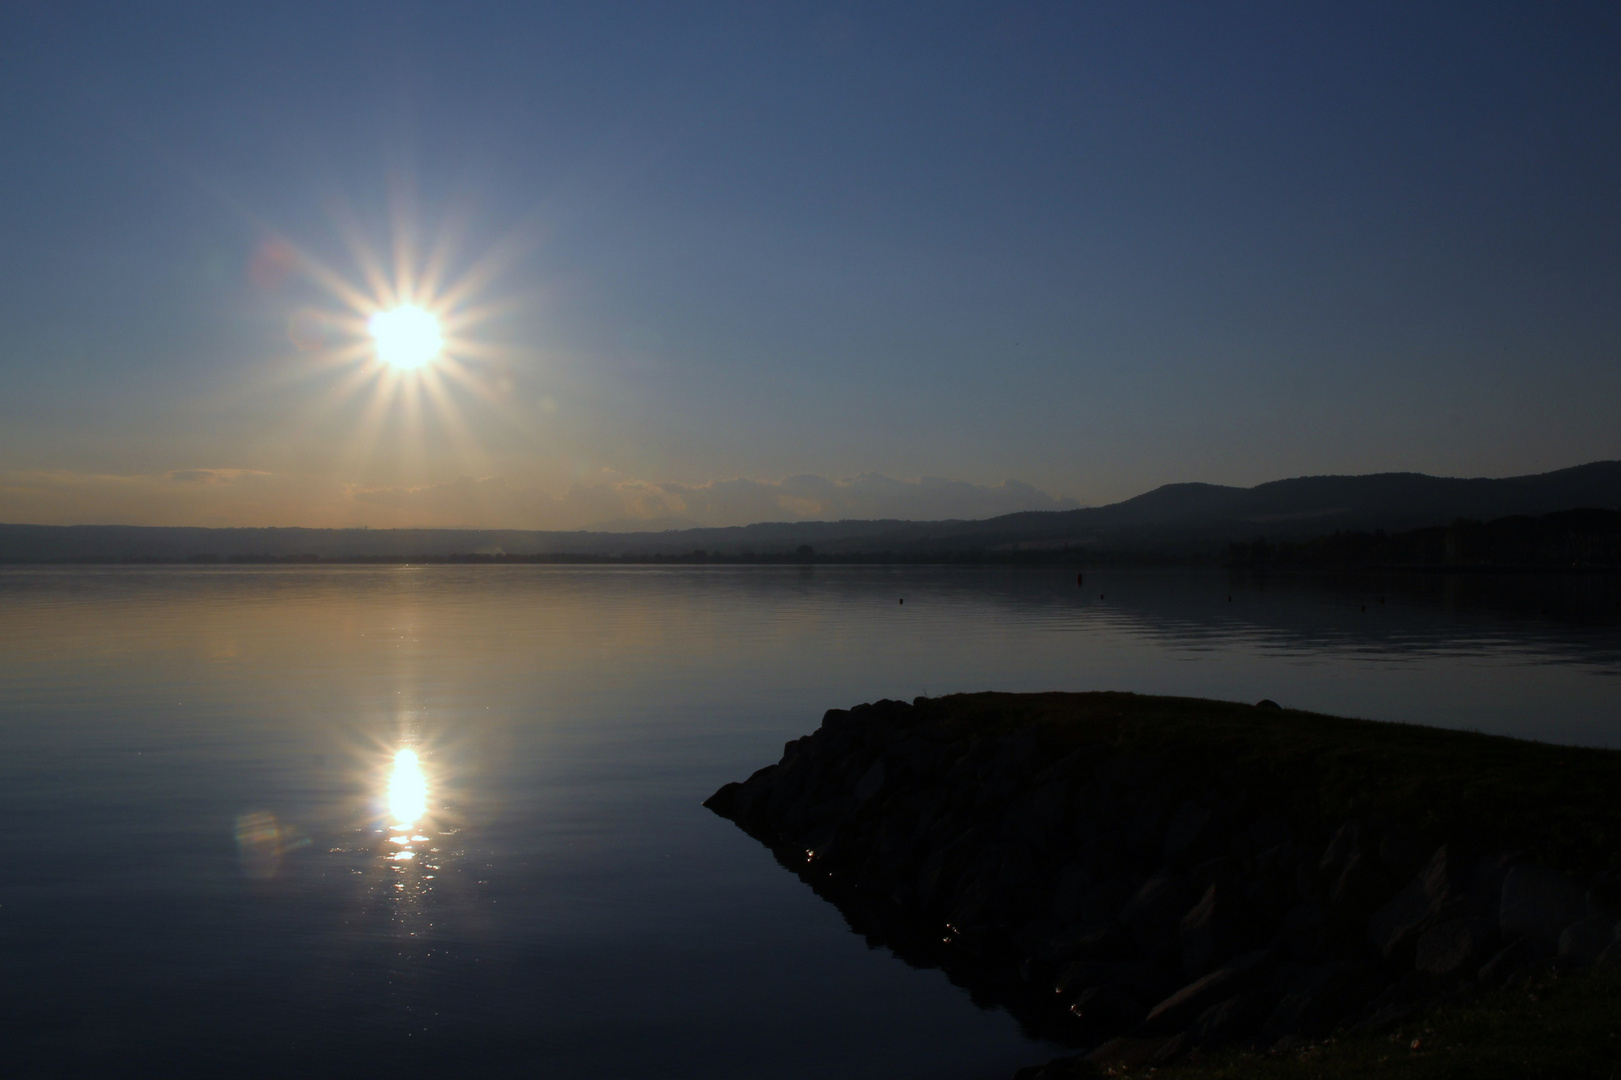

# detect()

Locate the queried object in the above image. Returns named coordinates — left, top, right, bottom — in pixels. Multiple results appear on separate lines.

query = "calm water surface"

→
left=1, top=565, right=1617, bottom=1077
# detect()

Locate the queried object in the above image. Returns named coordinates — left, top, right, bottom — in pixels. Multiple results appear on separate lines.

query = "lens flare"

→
left=368, top=305, right=443, bottom=369
left=388, top=748, right=429, bottom=827
left=234, top=811, right=284, bottom=880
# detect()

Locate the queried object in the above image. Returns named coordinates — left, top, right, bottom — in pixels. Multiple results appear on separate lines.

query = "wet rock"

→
left=1499, top=863, right=1587, bottom=952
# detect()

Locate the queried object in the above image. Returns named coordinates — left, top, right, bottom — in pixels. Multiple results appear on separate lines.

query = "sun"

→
left=368, top=305, right=444, bottom=370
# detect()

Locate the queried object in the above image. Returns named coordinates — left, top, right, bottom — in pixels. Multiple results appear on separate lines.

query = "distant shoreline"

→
left=2, top=551, right=1617, bottom=573
left=3, top=461, right=1618, bottom=568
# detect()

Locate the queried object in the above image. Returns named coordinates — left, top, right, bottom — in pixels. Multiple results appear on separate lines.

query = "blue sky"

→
left=2, top=2, right=1618, bottom=528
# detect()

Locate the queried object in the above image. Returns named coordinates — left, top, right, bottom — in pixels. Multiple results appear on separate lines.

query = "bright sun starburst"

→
left=256, top=203, right=535, bottom=487
left=368, top=304, right=444, bottom=370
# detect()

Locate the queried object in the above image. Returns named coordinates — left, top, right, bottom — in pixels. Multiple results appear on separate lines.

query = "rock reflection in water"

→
left=766, top=840, right=1096, bottom=1050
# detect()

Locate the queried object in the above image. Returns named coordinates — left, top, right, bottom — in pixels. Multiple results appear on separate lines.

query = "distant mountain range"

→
left=2, top=461, right=1618, bottom=563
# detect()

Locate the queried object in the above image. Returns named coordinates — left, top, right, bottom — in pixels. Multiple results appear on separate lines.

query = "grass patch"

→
left=1117, top=965, right=1621, bottom=1079
left=919, top=691, right=1621, bottom=879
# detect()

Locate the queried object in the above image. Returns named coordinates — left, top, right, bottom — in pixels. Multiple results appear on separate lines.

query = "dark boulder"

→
left=702, top=780, right=742, bottom=816
left=1056, top=956, right=1172, bottom=1006
left=1046, top=923, right=1136, bottom=975
left=1557, top=914, right=1619, bottom=970
left=1318, top=820, right=1363, bottom=877
left=1148, top=1031, right=1194, bottom=1065
left=1328, top=850, right=1391, bottom=923
left=1413, top=916, right=1497, bottom=978
left=1351, top=971, right=1448, bottom=1032
left=1190, top=988, right=1275, bottom=1046
left=1585, top=870, right=1621, bottom=915
left=1376, top=823, right=1429, bottom=883
left=1141, top=950, right=1273, bottom=1035
left=1180, top=882, right=1252, bottom=979
left=1083, top=1036, right=1169, bottom=1072
left=1596, top=936, right=1621, bottom=969
left=1162, top=801, right=1214, bottom=864
left=853, top=758, right=887, bottom=803
left=1478, top=936, right=1552, bottom=986
left=1499, top=863, right=1587, bottom=952
left=1260, top=960, right=1385, bottom=1043
left=1366, top=844, right=1464, bottom=960
left=1120, top=874, right=1194, bottom=959
left=1066, top=983, right=1146, bottom=1030
left=1273, top=902, right=1353, bottom=965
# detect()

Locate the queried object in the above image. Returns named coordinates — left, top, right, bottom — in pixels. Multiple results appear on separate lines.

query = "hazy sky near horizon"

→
left=2, top=2, right=1619, bottom=530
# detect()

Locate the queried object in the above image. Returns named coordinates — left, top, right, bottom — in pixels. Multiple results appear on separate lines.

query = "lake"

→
left=1, top=565, right=1617, bottom=1077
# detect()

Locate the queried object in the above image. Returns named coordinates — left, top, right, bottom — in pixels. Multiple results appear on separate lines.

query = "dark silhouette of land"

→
left=708, top=692, right=1621, bottom=1078
left=2, top=461, right=1618, bottom=565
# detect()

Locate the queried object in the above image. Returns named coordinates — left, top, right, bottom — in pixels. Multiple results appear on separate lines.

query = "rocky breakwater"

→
left=704, top=692, right=1621, bottom=1075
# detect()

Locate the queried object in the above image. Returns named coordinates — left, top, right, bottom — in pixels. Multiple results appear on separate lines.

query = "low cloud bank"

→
left=0, top=469, right=1080, bottom=530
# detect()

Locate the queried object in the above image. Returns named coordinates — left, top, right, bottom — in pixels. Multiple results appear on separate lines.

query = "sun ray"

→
left=412, top=375, right=486, bottom=482
left=432, top=216, right=543, bottom=313
left=324, top=197, right=398, bottom=310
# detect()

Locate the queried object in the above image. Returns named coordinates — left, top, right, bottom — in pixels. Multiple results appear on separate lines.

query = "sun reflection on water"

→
left=388, top=748, right=429, bottom=828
